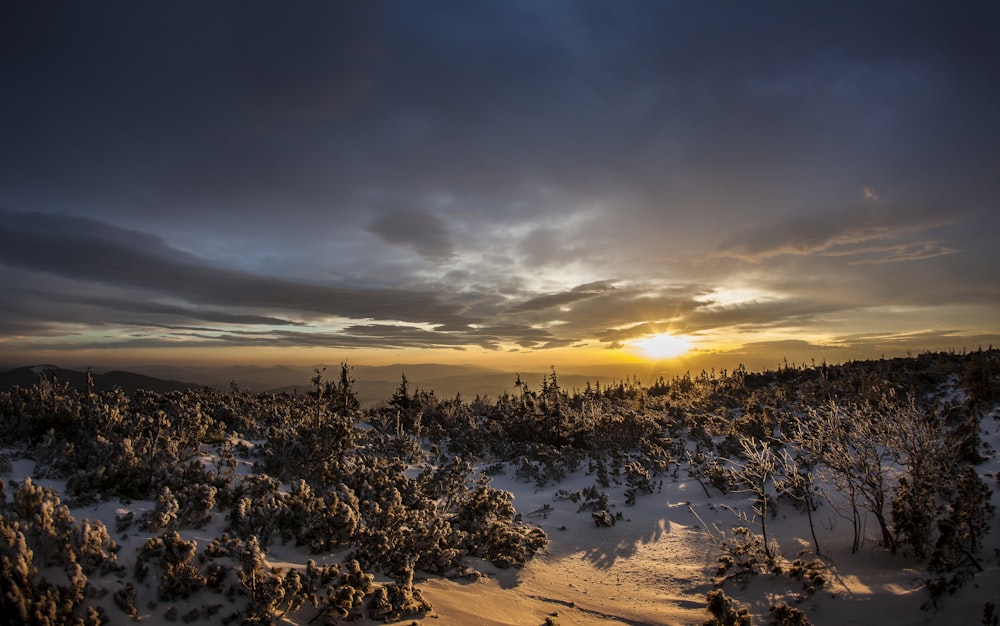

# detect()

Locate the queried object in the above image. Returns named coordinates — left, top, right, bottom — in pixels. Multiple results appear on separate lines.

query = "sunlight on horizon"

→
left=631, top=333, right=694, bottom=360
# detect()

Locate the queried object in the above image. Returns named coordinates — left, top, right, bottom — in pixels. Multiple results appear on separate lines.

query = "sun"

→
left=632, top=332, right=693, bottom=359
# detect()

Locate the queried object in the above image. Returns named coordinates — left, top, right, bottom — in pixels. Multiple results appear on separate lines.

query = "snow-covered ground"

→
left=3, top=354, right=999, bottom=626
left=416, top=414, right=1000, bottom=626
left=5, top=407, right=997, bottom=626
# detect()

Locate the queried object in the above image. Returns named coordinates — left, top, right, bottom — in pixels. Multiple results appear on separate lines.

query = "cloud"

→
left=597, top=322, right=659, bottom=345
left=846, top=240, right=960, bottom=265
left=517, top=226, right=593, bottom=268
left=463, top=323, right=560, bottom=350
left=0, top=3, right=997, bottom=366
left=35, top=292, right=308, bottom=328
left=715, top=207, right=965, bottom=263
left=0, top=210, right=689, bottom=353
left=234, top=4, right=387, bottom=122
left=821, top=330, right=1000, bottom=356
left=534, top=285, right=705, bottom=336
left=681, top=298, right=846, bottom=334
left=0, top=208, right=473, bottom=329
left=365, top=209, right=457, bottom=262
left=509, top=280, right=618, bottom=312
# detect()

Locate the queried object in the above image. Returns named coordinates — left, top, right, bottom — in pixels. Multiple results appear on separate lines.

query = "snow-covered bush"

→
left=140, top=486, right=180, bottom=532
left=368, top=577, right=432, bottom=622
left=134, top=530, right=206, bottom=601
left=227, top=486, right=285, bottom=548
left=239, top=536, right=304, bottom=625
left=769, top=602, right=813, bottom=625
left=716, top=526, right=774, bottom=587
left=0, top=483, right=112, bottom=625
left=313, top=559, right=373, bottom=622
left=279, top=480, right=359, bottom=552
left=704, top=588, right=751, bottom=626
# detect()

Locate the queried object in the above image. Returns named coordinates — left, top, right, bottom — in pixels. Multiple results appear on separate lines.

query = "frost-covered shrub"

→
left=687, top=452, right=731, bottom=496
left=770, top=602, right=813, bottom=625
left=473, top=520, right=548, bottom=569
left=624, top=461, right=654, bottom=500
left=592, top=510, right=616, bottom=528
left=592, top=457, right=611, bottom=487
left=515, top=456, right=543, bottom=484
left=639, top=436, right=678, bottom=476
left=10, top=478, right=77, bottom=567
left=204, top=562, right=229, bottom=592
left=159, top=560, right=206, bottom=602
left=227, top=494, right=285, bottom=548
left=64, top=431, right=166, bottom=502
left=301, top=559, right=341, bottom=608
left=113, top=582, right=139, bottom=620
left=417, top=456, right=474, bottom=505
left=115, top=511, right=135, bottom=534
left=786, top=559, right=827, bottom=595
left=140, top=486, right=180, bottom=532
left=202, top=532, right=242, bottom=559
left=70, top=518, right=122, bottom=576
left=279, top=480, right=360, bottom=553
left=531, top=444, right=584, bottom=486
left=29, top=429, right=78, bottom=479
left=176, top=483, right=217, bottom=529
left=716, top=526, right=773, bottom=588
left=574, top=485, right=609, bottom=513
left=314, top=559, right=373, bottom=622
left=929, top=467, right=995, bottom=574
left=260, top=415, right=359, bottom=487
left=239, top=536, right=303, bottom=626
left=133, top=537, right=160, bottom=583
left=451, top=477, right=548, bottom=567
left=891, top=476, right=936, bottom=558
left=0, top=512, right=103, bottom=626
left=9, top=478, right=119, bottom=576
left=232, top=473, right=281, bottom=500
left=135, top=531, right=205, bottom=601
left=368, top=571, right=432, bottom=622
left=704, top=589, right=751, bottom=626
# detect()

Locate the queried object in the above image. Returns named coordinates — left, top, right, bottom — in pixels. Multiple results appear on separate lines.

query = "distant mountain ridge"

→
left=0, top=365, right=202, bottom=395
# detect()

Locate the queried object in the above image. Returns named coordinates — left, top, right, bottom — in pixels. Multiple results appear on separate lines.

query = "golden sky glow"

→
left=631, top=333, right=694, bottom=360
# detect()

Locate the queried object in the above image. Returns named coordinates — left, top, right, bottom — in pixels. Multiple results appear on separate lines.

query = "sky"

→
left=1, top=1, right=998, bottom=380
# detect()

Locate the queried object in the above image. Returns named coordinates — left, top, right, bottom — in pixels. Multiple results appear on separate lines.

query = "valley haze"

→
left=1, top=361, right=704, bottom=404
left=5, top=348, right=989, bottom=404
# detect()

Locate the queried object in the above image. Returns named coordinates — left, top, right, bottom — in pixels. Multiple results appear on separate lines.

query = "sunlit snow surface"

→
left=2, top=374, right=998, bottom=625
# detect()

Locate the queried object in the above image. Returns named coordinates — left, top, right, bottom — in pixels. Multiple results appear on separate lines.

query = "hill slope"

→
left=0, top=365, right=201, bottom=395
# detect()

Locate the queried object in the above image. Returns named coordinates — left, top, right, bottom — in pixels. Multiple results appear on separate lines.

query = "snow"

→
left=410, top=442, right=1000, bottom=625
left=3, top=451, right=996, bottom=626
left=2, top=368, right=998, bottom=626
left=418, top=403, right=1000, bottom=625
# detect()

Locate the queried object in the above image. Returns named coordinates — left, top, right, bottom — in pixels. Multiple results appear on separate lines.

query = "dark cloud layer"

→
left=0, top=208, right=474, bottom=328
left=366, top=209, right=456, bottom=262
left=1, top=1, right=997, bottom=366
left=715, top=207, right=965, bottom=263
